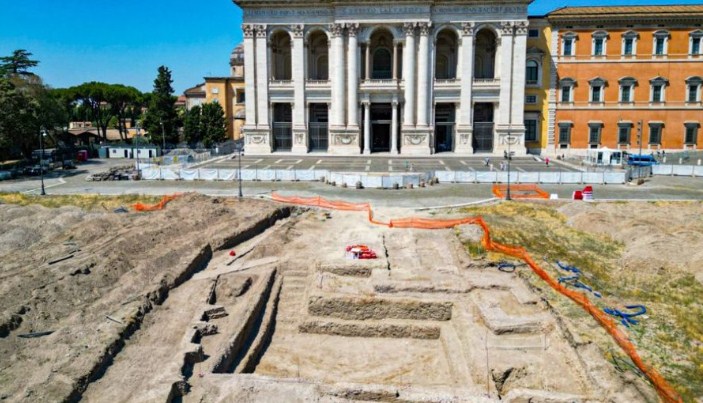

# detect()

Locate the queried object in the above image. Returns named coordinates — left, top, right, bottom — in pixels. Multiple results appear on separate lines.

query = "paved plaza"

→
left=205, top=155, right=581, bottom=173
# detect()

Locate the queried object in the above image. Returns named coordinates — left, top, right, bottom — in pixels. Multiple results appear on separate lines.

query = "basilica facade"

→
left=237, top=1, right=531, bottom=155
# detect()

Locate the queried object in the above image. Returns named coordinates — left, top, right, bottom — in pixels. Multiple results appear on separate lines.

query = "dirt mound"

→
left=0, top=194, right=287, bottom=402
left=559, top=201, right=703, bottom=283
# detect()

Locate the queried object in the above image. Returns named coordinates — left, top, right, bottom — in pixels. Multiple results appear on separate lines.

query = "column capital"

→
left=255, top=24, right=267, bottom=38
left=346, top=23, right=359, bottom=37
left=403, top=22, right=416, bottom=37
left=417, top=22, right=432, bottom=36
left=330, top=23, right=345, bottom=38
left=514, top=20, right=529, bottom=36
left=461, top=22, right=475, bottom=37
left=291, top=24, right=304, bottom=38
left=243, top=24, right=255, bottom=38
left=500, top=21, right=514, bottom=36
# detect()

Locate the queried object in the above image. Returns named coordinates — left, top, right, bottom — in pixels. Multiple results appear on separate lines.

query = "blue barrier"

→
left=497, top=262, right=517, bottom=273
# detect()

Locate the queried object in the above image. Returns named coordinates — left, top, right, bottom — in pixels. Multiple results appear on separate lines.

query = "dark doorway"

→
left=272, top=104, right=292, bottom=151
left=473, top=103, right=494, bottom=153
left=308, top=103, right=328, bottom=151
left=371, top=104, right=391, bottom=152
left=434, top=104, right=455, bottom=153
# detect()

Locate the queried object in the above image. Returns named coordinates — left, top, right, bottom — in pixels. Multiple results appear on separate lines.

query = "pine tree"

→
left=143, top=66, right=179, bottom=145
left=0, top=49, right=39, bottom=76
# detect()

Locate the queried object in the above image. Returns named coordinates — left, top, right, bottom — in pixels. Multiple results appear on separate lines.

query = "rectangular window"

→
left=692, top=37, right=701, bottom=55
left=621, top=85, right=631, bottom=102
left=655, top=38, right=665, bottom=55
left=528, top=29, right=540, bottom=38
left=689, top=85, right=699, bottom=102
left=685, top=125, right=698, bottom=144
left=652, top=85, right=663, bottom=102
left=589, top=126, right=601, bottom=144
left=526, top=65, right=539, bottom=84
left=561, top=86, right=571, bottom=102
left=558, top=125, right=571, bottom=144
left=591, top=86, right=602, bottom=102
left=237, top=92, right=245, bottom=103
left=525, top=95, right=538, bottom=104
left=618, top=125, right=631, bottom=144
left=594, top=38, right=604, bottom=55
left=624, top=38, right=634, bottom=55
left=524, top=119, right=538, bottom=142
left=564, top=39, right=573, bottom=56
left=649, top=125, right=662, bottom=144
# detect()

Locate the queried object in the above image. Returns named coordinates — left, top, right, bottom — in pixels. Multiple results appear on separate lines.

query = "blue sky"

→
left=0, top=0, right=699, bottom=94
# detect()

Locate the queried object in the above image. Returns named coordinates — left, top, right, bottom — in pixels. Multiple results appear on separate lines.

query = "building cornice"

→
left=234, top=0, right=532, bottom=7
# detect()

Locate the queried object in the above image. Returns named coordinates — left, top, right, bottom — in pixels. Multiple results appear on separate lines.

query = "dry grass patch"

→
left=0, top=193, right=162, bottom=212
left=459, top=201, right=703, bottom=401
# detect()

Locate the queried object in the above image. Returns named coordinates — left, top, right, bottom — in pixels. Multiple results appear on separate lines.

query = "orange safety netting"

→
left=133, top=194, right=180, bottom=212
left=492, top=184, right=550, bottom=199
left=270, top=192, right=682, bottom=403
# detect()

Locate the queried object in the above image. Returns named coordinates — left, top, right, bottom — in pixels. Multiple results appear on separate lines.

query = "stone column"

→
left=242, top=24, right=257, bottom=129
left=330, top=23, right=346, bottom=128
left=291, top=25, right=307, bottom=153
left=347, top=23, right=359, bottom=130
left=511, top=21, right=528, bottom=144
left=255, top=25, right=269, bottom=130
left=363, top=101, right=371, bottom=154
left=455, top=22, right=475, bottom=154
left=391, top=98, right=399, bottom=154
left=392, top=41, right=399, bottom=80
left=497, top=22, right=514, bottom=130
left=402, top=23, right=416, bottom=129
left=416, top=22, right=431, bottom=128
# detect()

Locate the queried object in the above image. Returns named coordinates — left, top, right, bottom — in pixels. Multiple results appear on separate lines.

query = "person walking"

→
left=545, top=156, right=550, bottom=167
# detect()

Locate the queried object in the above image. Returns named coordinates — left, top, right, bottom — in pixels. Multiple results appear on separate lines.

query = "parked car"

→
left=24, top=165, right=49, bottom=176
left=62, top=160, right=77, bottom=170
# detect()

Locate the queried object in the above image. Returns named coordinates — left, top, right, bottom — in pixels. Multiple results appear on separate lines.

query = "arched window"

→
left=474, top=29, right=497, bottom=79
left=372, top=48, right=392, bottom=79
left=526, top=60, right=539, bottom=85
left=307, top=31, right=329, bottom=80
left=435, top=29, right=458, bottom=79
left=270, top=31, right=292, bottom=80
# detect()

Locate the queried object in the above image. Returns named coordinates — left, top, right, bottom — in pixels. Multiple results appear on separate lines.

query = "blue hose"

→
left=556, top=260, right=582, bottom=274
left=605, top=305, right=647, bottom=327
left=497, top=261, right=517, bottom=273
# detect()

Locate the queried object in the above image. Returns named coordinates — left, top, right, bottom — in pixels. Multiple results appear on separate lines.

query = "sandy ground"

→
left=0, top=194, right=674, bottom=402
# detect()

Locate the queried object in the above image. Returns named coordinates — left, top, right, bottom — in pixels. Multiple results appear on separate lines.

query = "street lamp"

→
left=637, top=120, right=643, bottom=179
left=39, top=127, right=47, bottom=196
left=160, top=120, right=166, bottom=155
left=135, top=123, right=141, bottom=177
left=236, top=145, right=243, bottom=198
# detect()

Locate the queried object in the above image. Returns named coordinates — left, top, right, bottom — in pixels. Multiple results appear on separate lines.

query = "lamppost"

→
left=39, top=127, right=47, bottom=196
left=236, top=144, right=243, bottom=198
left=135, top=123, right=141, bottom=177
left=637, top=120, right=643, bottom=178
left=160, top=120, right=166, bottom=155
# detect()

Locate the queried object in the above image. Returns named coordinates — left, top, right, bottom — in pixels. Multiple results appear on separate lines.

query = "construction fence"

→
left=652, top=164, right=703, bottom=177
left=140, top=167, right=628, bottom=185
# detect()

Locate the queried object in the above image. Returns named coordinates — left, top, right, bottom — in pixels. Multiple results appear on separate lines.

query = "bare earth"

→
left=1, top=195, right=681, bottom=402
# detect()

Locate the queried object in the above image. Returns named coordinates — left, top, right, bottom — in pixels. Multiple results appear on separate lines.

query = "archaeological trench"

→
left=0, top=195, right=657, bottom=402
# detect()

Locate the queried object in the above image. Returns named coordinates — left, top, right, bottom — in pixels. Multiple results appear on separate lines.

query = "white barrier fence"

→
left=434, top=170, right=626, bottom=184
left=140, top=167, right=627, bottom=185
left=652, top=164, right=703, bottom=177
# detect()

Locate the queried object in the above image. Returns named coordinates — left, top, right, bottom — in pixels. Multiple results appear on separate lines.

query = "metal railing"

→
left=308, top=122, right=329, bottom=151
left=272, top=122, right=293, bottom=151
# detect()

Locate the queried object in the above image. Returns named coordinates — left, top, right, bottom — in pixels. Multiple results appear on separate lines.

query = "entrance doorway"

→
left=308, top=104, right=328, bottom=152
left=434, top=104, right=455, bottom=152
left=473, top=103, right=494, bottom=153
left=371, top=104, right=392, bottom=152
left=272, top=104, right=292, bottom=151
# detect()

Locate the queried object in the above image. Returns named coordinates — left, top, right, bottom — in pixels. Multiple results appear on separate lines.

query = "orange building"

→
left=548, top=6, right=703, bottom=154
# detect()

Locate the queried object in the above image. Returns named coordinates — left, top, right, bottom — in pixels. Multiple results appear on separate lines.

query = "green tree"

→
left=143, top=66, right=179, bottom=146
left=68, top=82, right=112, bottom=142
left=105, top=84, right=141, bottom=141
left=183, top=105, right=201, bottom=145
left=200, top=102, right=227, bottom=148
left=0, top=78, right=37, bottom=160
left=0, top=49, right=39, bottom=76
